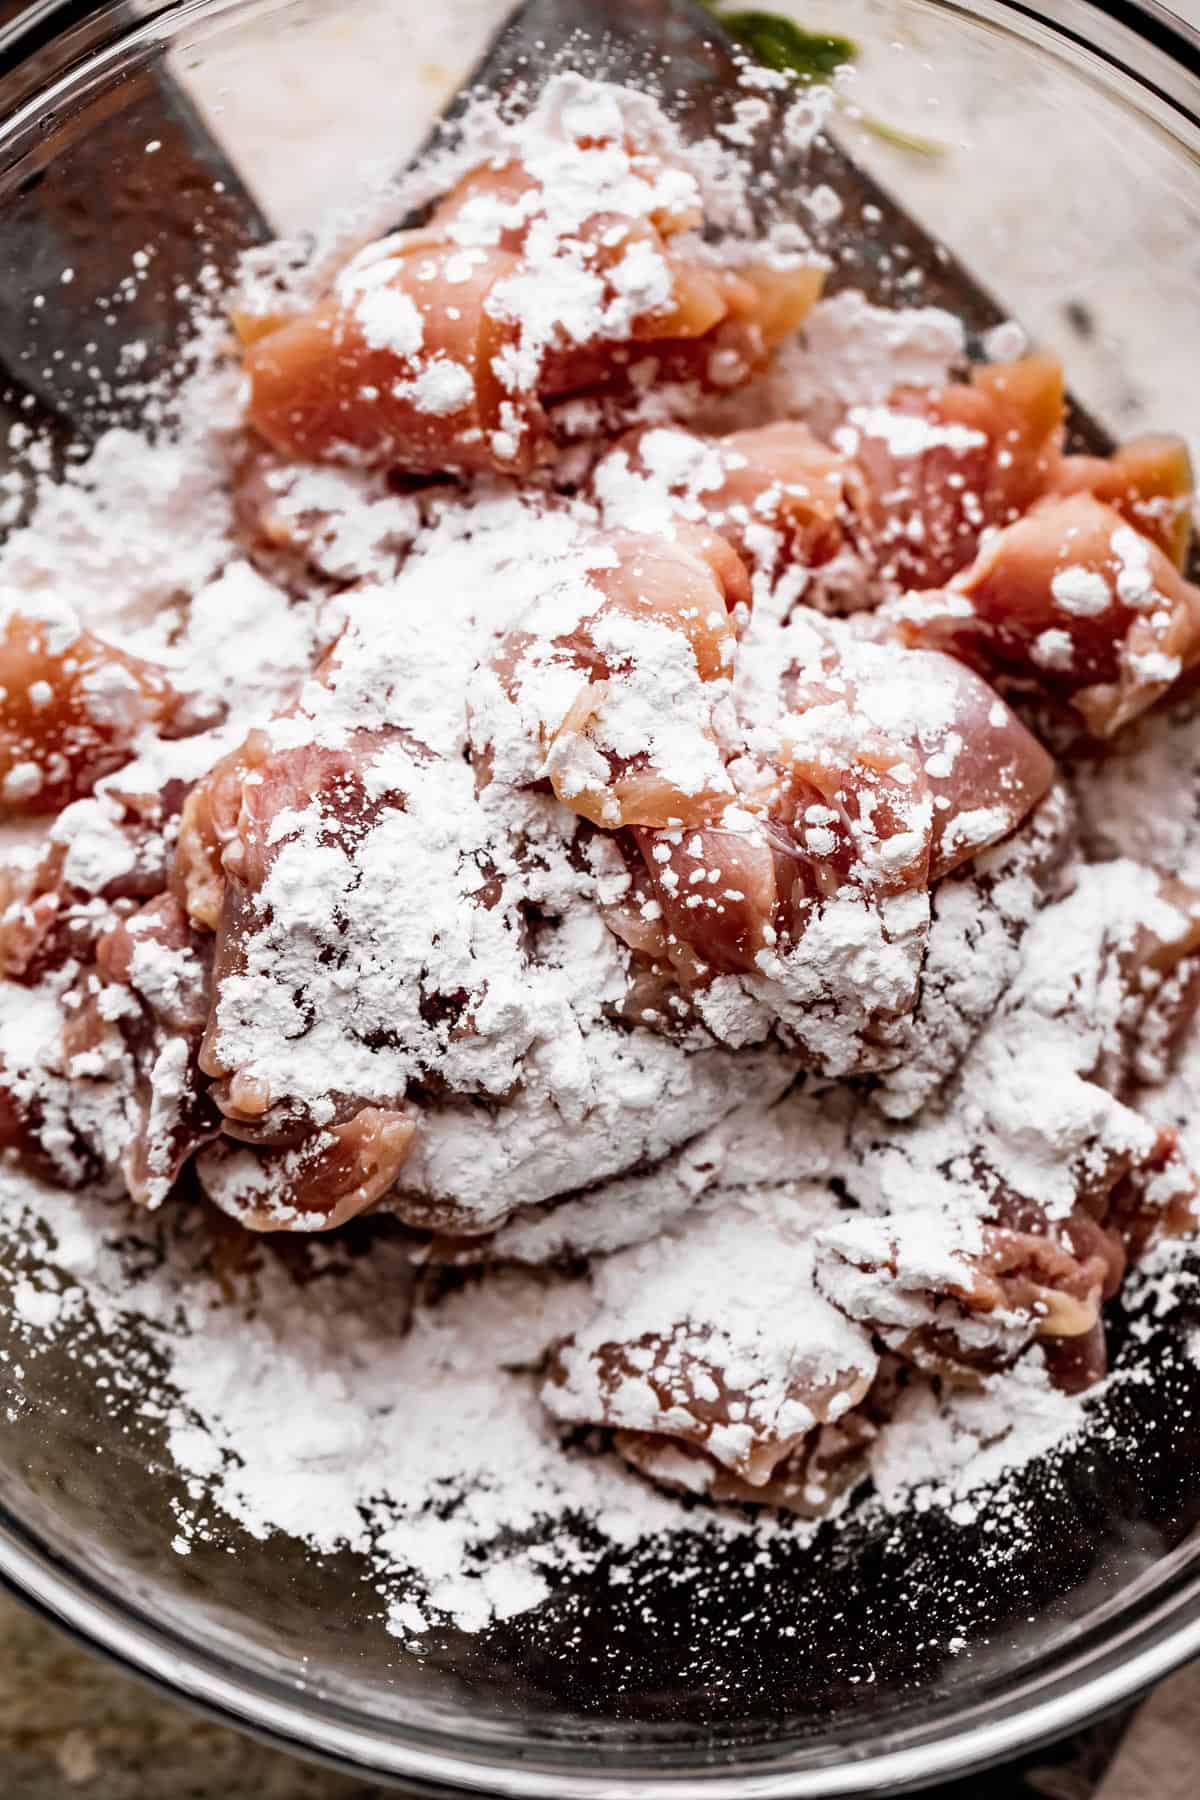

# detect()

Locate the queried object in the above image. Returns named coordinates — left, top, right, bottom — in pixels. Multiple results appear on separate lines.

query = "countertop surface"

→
left=0, top=1589, right=389, bottom=1799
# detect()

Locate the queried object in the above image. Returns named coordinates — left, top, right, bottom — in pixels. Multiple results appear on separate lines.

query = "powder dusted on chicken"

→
left=872, top=780, right=1077, bottom=1119
left=893, top=493, right=1200, bottom=736
left=241, top=92, right=823, bottom=476
left=232, top=442, right=425, bottom=589
left=612, top=614, right=1054, bottom=1074
left=590, top=419, right=858, bottom=594
left=93, top=891, right=221, bottom=1206
left=169, top=497, right=796, bottom=1236
left=838, top=353, right=1066, bottom=592
left=1051, top=433, right=1193, bottom=566
left=4, top=67, right=1200, bottom=1552
left=0, top=608, right=182, bottom=817
left=814, top=861, right=1200, bottom=1385
left=544, top=1185, right=879, bottom=1489
left=815, top=1202, right=1128, bottom=1383
left=478, top=523, right=749, bottom=829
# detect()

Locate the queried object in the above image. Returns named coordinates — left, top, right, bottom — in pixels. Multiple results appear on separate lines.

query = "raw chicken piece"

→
left=816, top=861, right=1200, bottom=1391
left=842, top=353, right=1065, bottom=590
left=630, top=628, right=1053, bottom=981
left=174, top=725, right=423, bottom=1228
left=242, top=236, right=526, bottom=474
left=614, top=1410, right=876, bottom=1515
left=1051, top=433, right=1193, bottom=566
left=892, top=493, right=1200, bottom=736
left=480, top=524, right=750, bottom=828
left=816, top=1202, right=1124, bottom=1387
left=544, top=1189, right=878, bottom=1488
left=591, top=419, right=857, bottom=582
left=0, top=787, right=174, bottom=984
left=173, top=734, right=263, bottom=933
left=196, top=1107, right=417, bottom=1232
left=0, top=612, right=179, bottom=816
left=182, top=729, right=412, bottom=1122
left=242, top=137, right=822, bottom=476
left=94, top=892, right=220, bottom=1207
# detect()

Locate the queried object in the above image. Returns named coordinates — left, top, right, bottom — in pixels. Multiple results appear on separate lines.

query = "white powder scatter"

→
left=804, top=183, right=842, bottom=226
left=0, top=65, right=1194, bottom=1665
left=400, top=358, right=475, bottom=415
left=350, top=283, right=425, bottom=356
left=933, top=803, right=1011, bottom=859
left=3, top=763, right=44, bottom=804
left=250, top=461, right=422, bottom=585
left=175, top=559, right=321, bottom=721
left=1129, top=648, right=1183, bottom=685
left=982, top=319, right=1028, bottom=363
left=781, top=85, right=837, bottom=153
left=54, top=799, right=139, bottom=894
left=835, top=405, right=984, bottom=461
left=870, top=1354, right=1087, bottom=1515
left=1111, top=524, right=1157, bottom=609
left=0, top=1174, right=757, bottom=1636
left=766, top=291, right=965, bottom=433
left=0, top=377, right=239, bottom=661
left=11, top=1277, right=62, bottom=1330
left=1051, top=564, right=1111, bottom=617
left=1031, top=627, right=1075, bottom=671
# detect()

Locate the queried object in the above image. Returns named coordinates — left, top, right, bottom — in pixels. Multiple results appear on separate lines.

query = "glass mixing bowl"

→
left=0, top=0, right=1199, bottom=1792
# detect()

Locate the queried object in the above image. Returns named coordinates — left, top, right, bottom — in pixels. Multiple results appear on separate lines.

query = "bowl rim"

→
left=2, top=0, right=1200, bottom=1791
left=3, top=1496, right=1200, bottom=1796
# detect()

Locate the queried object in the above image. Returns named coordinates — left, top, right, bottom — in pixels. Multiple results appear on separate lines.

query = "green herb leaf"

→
left=716, top=12, right=858, bottom=83
left=706, top=5, right=947, bottom=156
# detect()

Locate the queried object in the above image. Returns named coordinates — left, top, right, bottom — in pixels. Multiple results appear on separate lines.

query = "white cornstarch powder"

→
left=0, top=69, right=1198, bottom=1652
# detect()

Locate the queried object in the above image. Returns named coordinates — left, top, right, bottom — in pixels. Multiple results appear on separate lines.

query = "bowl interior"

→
left=0, top=0, right=1200, bottom=1791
